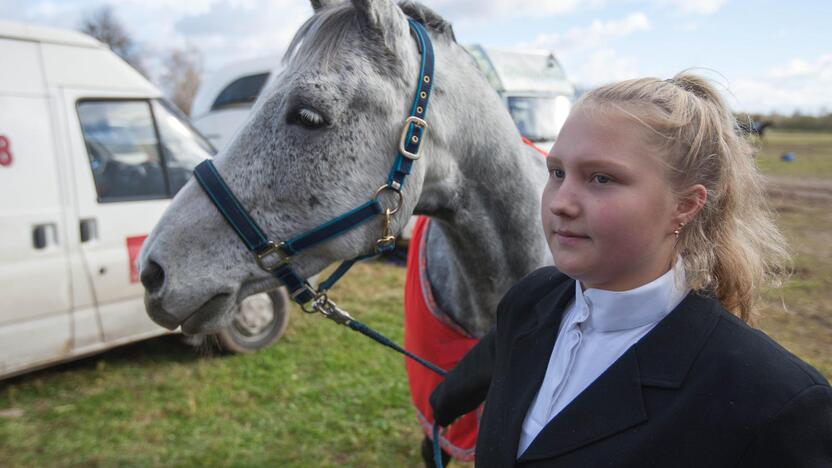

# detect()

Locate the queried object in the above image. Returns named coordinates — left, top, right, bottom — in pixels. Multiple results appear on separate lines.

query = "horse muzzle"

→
left=140, top=256, right=237, bottom=334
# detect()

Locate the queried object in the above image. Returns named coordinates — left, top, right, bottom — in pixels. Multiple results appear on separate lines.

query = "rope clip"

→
left=304, top=293, right=354, bottom=325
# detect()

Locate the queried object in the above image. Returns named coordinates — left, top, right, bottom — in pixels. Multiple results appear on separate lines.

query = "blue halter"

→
left=192, top=19, right=435, bottom=307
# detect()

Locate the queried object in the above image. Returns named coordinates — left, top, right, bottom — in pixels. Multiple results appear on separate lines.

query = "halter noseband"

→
left=192, top=19, right=435, bottom=309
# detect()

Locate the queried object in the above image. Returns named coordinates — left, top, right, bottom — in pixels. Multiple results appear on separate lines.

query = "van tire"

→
left=215, top=288, right=290, bottom=353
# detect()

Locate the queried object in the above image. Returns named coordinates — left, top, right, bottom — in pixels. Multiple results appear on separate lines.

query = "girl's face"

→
left=541, top=106, right=681, bottom=291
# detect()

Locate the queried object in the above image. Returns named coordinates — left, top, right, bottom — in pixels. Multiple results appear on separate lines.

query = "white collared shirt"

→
left=517, top=258, right=690, bottom=457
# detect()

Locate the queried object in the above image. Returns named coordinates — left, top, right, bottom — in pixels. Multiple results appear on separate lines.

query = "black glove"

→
left=430, top=327, right=496, bottom=426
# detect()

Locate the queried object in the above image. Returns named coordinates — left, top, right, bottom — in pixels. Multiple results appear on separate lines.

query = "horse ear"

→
left=311, top=0, right=341, bottom=12
left=352, top=0, right=408, bottom=44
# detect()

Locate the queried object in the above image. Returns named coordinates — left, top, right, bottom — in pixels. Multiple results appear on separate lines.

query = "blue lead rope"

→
left=345, top=319, right=447, bottom=468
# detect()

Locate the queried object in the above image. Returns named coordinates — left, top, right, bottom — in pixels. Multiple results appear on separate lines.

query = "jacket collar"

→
left=511, top=281, right=722, bottom=462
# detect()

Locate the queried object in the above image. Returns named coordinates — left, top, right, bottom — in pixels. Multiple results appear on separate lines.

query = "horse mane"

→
left=283, top=4, right=362, bottom=71
left=283, top=1, right=455, bottom=73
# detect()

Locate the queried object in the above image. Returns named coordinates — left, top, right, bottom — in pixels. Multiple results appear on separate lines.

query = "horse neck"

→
left=414, top=68, right=551, bottom=336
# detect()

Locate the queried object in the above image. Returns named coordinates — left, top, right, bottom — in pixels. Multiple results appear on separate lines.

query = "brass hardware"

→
left=420, top=91, right=427, bottom=99
left=376, top=208, right=397, bottom=250
left=255, top=241, right=289, bottom=271
left=423, top=76, right=430, bottom=83
left=416, top=106, right=423, bottom=114
left=411, top=135, right=419, bottom=143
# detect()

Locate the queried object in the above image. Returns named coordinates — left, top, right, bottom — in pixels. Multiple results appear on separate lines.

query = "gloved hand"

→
left=430, top=328, right=496, bottom=426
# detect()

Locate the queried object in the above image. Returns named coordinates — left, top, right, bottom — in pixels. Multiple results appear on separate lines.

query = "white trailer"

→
left=466, top=45, right=575, bottom=152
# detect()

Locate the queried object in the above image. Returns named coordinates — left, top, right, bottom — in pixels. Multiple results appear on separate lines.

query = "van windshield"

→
left=153, top=99, right=216, bottom=195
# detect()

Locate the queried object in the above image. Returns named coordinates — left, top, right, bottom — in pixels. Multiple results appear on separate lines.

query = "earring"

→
left=674, top=222, right=685, bottom=238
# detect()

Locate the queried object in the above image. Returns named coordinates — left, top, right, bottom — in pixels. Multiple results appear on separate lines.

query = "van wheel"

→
left=216, top=288, right=289, bottom=353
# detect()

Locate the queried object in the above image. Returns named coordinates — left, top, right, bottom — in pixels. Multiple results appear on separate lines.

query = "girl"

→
left=429, top=73, right=832, bottom=467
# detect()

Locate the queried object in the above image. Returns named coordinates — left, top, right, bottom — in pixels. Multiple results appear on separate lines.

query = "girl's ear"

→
left=673, top=184, right=708, bottom=226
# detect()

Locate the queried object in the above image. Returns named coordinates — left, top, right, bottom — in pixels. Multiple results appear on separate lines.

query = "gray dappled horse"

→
left=139, top=0, right=550, bottom=464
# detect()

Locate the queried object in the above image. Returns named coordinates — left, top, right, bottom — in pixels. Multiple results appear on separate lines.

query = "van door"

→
left=60, top=91, right=212, bottom=343
left=0, top=46, right=74, bottom=374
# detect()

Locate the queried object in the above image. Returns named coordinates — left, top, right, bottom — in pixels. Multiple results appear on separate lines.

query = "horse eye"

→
left=288, top=106, right=326, bottom=129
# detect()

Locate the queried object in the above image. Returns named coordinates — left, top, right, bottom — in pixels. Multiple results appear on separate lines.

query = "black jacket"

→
left=430, top=268, right=832, bottom=467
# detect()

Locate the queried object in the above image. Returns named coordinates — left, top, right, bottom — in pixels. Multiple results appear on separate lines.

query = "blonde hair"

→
left=576, top=72, right=789, bottom=323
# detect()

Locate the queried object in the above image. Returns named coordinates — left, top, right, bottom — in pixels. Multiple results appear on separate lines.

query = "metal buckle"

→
left=301, top=293, right=354, bottom=325
left=254, top=241, right=290, bottom=271
left=398, top=116, right=428, bottom=160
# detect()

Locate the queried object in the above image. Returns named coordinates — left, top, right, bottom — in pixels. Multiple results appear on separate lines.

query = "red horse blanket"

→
left=402, top=138, right=545, bottom=461
left=404, top=216, right=480, bottom=461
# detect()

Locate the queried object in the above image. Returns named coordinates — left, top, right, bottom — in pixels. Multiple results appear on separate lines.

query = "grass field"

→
left=1, top=131, right=830, bottom=467
left=754, top=129, right=832, bottom=179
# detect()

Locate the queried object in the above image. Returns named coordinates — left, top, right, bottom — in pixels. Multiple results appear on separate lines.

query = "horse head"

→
left=139, top=0, right=464, bottom=334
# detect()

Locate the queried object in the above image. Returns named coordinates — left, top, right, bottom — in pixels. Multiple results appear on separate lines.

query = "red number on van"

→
left=0, top=136, right=12, bottom=167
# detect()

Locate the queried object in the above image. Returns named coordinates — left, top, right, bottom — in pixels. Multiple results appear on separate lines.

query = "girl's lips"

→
left=554, top=230, right=590, bottom=245
left=555, top=230, right=589, bottom=238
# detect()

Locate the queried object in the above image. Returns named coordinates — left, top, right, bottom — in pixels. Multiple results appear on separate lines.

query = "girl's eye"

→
left=592, top=174, right=611, bottom=184
left=551, top=168, right=565, bottom=179
left=288, top=107, right=326, bottom=129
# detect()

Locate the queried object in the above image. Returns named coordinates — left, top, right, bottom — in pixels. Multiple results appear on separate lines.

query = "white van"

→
left=0, top=21, right=288, bottom=380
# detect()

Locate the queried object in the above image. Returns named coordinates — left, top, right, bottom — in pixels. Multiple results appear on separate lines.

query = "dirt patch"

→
left=765, top=175, right=832, bottom=203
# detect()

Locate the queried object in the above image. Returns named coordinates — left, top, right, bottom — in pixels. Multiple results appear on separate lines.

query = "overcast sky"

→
left=3, top=0, right=830, bottom=115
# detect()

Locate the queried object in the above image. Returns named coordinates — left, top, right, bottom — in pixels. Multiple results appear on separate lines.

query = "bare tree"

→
left=160, top=44, right=204, bottom=115
left=79, top=5, right=148, bottom=77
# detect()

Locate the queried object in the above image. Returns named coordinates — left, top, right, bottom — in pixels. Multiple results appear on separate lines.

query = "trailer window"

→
left=211, top=73, right=270, bottom=111
left=507, top=95, right=571, bottom=142
left=78, top=100, right=168, bottom=201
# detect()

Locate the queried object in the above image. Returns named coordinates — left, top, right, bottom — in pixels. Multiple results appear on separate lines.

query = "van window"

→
left=211, top=73, right=270, bottom=111
left=78, top=99, right=215, bottom=202
left=152, top=100, right=214, bottom=195
left=78, top=100, right=168, bottom=201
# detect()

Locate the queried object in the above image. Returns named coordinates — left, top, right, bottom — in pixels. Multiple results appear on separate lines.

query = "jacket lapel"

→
left=503, top=278, right=575, bottom=459
left=517, top=291, right=722, bottom=462
left=518, top=348, right=647, bottom=461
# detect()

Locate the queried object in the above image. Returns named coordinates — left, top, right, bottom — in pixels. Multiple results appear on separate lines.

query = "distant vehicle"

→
left=0, top=21, right=288, bottom=380
left=465, top=45, right=575, bottom=153
left=191, top=56, right=283, bottom=151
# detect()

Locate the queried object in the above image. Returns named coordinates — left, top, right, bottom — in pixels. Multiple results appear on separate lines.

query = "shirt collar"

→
left=573, top=257, right=689, bottom=333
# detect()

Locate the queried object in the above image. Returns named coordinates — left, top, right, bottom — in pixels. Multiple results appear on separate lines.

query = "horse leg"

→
left=421, top=435, right=452, bottom=467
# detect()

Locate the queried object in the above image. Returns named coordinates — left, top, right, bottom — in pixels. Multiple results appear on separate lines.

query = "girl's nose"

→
left=547, top=181, right=581, bottom=218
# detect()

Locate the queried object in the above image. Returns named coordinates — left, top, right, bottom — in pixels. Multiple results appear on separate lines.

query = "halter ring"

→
left=373, top=184, right=404, bottom=215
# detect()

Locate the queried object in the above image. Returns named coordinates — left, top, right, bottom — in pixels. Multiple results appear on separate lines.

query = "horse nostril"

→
left=140, top=260, right=166, bottom=294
